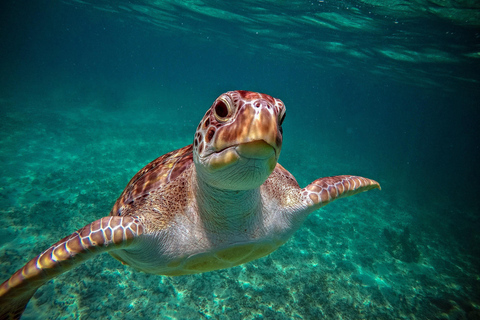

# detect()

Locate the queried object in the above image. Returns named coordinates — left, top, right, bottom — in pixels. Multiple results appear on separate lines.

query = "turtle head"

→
left=193, top=90, right=286, bottom=190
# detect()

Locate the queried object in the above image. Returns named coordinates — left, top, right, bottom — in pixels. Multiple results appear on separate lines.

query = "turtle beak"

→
left=224, top=103, right=282, bottom=173
left=236, top=140, right=275, bottom=160
left=236, top=140, right=277, bottom=172
left=215, top=102, right=283, bottom=160
left=204, top=114, right=281, bottom=173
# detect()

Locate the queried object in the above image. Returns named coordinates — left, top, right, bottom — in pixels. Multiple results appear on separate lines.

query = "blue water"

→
left=1, top=0, right=479, bottom=319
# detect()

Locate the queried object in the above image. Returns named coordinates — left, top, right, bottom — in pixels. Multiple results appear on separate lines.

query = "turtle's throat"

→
left=193, top=171, right=262, bottom=233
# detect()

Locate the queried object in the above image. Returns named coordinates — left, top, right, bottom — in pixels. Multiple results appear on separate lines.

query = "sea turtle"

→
left=0, top=90, right=380, bottom=319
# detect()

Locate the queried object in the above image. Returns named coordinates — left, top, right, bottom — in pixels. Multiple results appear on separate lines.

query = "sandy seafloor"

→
left=0, top=95, right=478, bottom=320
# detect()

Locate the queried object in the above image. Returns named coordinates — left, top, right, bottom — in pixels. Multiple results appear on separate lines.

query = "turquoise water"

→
left=1, top=0, right=479, bottom=319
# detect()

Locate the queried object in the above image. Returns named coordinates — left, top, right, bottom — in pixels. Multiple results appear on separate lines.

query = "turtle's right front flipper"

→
left=0, top=216, right=143, bottom=320
left=302, top=175, right=380, bottom=214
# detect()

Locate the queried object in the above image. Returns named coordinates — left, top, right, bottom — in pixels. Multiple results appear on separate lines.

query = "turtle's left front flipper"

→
left=302, top=175, right=380, bottom=213
left=0, top=216, right=143, bottom=320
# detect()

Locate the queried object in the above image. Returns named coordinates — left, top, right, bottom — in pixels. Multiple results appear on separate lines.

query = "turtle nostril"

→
left=254, top=101, right=266, bottom=109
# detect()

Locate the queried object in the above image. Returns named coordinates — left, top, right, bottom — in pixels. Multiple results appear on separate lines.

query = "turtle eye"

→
left=279, top=110, right=286, bottom=126
left=213, top=98, right=231, bottom=122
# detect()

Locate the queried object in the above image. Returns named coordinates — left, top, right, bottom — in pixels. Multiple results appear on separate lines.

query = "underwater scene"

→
left=0, top=0, right=479, bottom=319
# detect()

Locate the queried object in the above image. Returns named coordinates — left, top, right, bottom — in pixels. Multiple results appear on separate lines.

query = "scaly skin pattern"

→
left=0, top=90, right=379, bottom=319
left=303, top=175, right=381, bottom=211
left=0, top=216, right=143, bottom=320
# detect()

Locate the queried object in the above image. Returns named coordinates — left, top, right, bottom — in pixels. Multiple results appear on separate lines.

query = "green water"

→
left=1, top=0, right=479, bottom=319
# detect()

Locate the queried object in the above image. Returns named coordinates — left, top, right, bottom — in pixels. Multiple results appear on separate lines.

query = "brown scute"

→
left=129, top=221, right=139, bottom=234
left=336, top=183, right=345, bottom=194
left=90, top=219, right=102, bottom=232
left=361, top=177, right=370, bottom=187
left=236, top=90, right=251, bottom=99
left=328, top=186, right=338, bottom=199
left=80, top=235, right=93, bottom=248
left=22, top=259, right=41, bottom=279
left=66, top=236, right=84, bottom=254
left=53, top=244, right=70, bottom=261
left=320, top=189, right=330, bottom=203
left=124, top=228, right=134, bottom=242
left=344, top=178, right=352, bottom=190
left=236, top=90, right=276, bottom=105
left=309, top=193, right=319, bottom=204
left=169, top=154, right=192, bottom=181
left=104, top=227, right=112, bottom=240
left=89, top=230, right=105, bottom=246
left=79, top=225, right=92, bottom=238
left=203, top=117, right=210, bottom=128
left=113, top=227, right=125, bottom=244
left=5, top=271, right=21, bottom=289
left=38, top=248, right=55, bottom=269
left=358, top=177, right=366, bottom=186
left=110, top=145, right=194, bottom=217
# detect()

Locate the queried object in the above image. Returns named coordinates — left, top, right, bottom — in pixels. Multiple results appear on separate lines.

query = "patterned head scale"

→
left=193, top=90, right=286, bottom=190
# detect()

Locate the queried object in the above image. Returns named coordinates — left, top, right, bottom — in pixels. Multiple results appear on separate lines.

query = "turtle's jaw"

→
left=206, top=140, right=277, bottom=171
left=236, top=140, right=275, bottom=160
left=235, top=140, right=278, bottom=174
left=197, top=140, right=278, bottom=190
